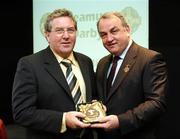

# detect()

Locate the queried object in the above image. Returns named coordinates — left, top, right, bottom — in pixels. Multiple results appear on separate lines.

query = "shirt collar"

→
left=50, top=48, right=77, bottom=66
left=118, top=39, right=133, bottom=59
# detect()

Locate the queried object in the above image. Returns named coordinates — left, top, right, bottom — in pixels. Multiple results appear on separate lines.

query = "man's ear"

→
left=44, top=32, right=49, bottom=42
left=125, top=25, right=131, bottom=33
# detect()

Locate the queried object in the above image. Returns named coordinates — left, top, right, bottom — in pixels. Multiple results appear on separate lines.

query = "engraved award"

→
left=77, top=100, right=106, bottom=123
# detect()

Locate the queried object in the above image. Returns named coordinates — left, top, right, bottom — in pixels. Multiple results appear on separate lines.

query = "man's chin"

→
left=107, top=47, right=117, bottom=53
left=63, top=49, right=73, bottom=55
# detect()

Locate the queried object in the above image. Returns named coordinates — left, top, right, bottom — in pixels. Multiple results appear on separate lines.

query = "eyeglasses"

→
left=51, top=27, right=76, bottom=35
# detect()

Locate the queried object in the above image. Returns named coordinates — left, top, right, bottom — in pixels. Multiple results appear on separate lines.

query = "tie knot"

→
left=112, top=56, right=120, bottom=63
left=61, top=59, right=71, bottom=68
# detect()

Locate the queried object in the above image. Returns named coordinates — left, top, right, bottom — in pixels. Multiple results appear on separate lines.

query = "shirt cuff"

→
left=60, top=113, right=67, bottom=133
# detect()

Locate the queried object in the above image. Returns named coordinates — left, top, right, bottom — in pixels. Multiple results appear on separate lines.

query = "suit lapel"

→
left=106, top=43, right=138, bottom=102
left=103, top=56, right=113, bottom=100
left=42, top=47, right=73, bottom=98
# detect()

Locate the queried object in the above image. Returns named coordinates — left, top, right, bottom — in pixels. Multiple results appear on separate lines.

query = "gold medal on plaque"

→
left=77, top=101, right=106, bottom=123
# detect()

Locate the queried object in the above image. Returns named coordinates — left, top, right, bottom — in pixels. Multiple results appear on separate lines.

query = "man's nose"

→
left=62, top=31, right=70, bottom=39
left=106, top=33, right=113, bottom=42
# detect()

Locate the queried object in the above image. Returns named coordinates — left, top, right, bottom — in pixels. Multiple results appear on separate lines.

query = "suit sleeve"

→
left=12, top=58, right=63, bottom=134
left=118, top=53, right=168, bottom=135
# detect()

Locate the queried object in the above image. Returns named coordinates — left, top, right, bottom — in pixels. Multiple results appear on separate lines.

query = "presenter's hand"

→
left=65, top=111, right=90, bottom=129
left=90, top=115, right=119, bottom=131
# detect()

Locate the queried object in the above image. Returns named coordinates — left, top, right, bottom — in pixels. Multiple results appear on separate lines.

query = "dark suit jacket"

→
left=96, top=42, right=168, bottom=139
left=12, top=47, right=96, bottom=139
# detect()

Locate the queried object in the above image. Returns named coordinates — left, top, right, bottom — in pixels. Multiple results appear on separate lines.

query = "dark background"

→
left=0, top=0, right=180, bottom=138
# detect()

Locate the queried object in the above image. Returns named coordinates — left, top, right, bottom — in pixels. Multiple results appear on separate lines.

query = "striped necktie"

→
left=61, top=60, right=83, bottom=107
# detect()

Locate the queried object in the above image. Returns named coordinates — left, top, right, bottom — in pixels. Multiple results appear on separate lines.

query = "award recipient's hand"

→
left=90, top=115, right=119, bottom=131
left=65, top=111, right=90, bottom=129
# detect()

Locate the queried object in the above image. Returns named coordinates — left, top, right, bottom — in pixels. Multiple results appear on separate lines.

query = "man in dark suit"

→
left=12, top=9, right=96, bottom=139
left=91, top=12, right=168, bottom=139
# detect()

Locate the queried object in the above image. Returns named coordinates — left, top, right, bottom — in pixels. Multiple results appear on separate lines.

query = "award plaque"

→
left=77, top=101, right=106, bottom=123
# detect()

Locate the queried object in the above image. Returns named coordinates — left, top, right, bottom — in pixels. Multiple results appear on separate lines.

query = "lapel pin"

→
left=124, top=64, right=130, bottom=73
